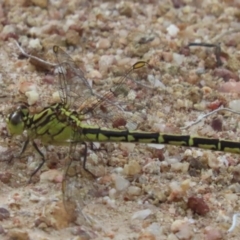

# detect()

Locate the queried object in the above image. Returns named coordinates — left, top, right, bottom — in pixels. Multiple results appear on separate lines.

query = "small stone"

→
left=127, top=186, right=141, bottom=197
left=66, top=29, right=80, bottom=46
left=0, top=172, right=12, bottom=184
left=7, top=229, right=30, bottom=240
left=187, top=196, right=209, bottom=215
left=132, top=209, right=153, bottom=220
left=88, top=69, right=102, bottom=79
left=98, top=55, right=115, bottom=74
left=119, top=3, right=132, bottom=17
left=204, top=226, right=223, bottom=240
left=171, top=162, right=189, bottom=173
left=113, top=175, right=130, bottom=192
left=96, top=38, right=111, bottom=49
left=167, top=233, right=178, bottom=240
left=0, top=208, right=10, bottom=220
left=229, top=99, right=240, bottom=112
left=171, top=219, right=193, bottom=240
left=25, top=90, right=39, bottom=105
left=40, top=169, right=63, bottom=183
left=108, top=188, right=117, bottom=199
left=172, top=53, right=184, bottom=65
left=166, top=24, right=179, bottom=37
left=0, top=224, right=5, bottom=234
left=123, top=160, right=141, bottom=176
left=138, top=231, right=156, bottom=240
left=43, top=201, right=69, bottom=229
left=28, top=38, right=42, bottom=51
left=30, top=0, right=48, bottom=8
left=218, top=82, right=240, bottom=94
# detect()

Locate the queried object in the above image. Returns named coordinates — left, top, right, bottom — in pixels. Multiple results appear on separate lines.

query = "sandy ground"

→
left=1, top=0, right=240, bottom=239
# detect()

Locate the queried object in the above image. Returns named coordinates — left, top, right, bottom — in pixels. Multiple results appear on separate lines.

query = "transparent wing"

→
left=78, top=61, right=159, bottom=130
left=62, top=142, right=97, bottom=226
left=53, top=46, right=160, bottom=130
left=53, top=45, right=94, bottom=107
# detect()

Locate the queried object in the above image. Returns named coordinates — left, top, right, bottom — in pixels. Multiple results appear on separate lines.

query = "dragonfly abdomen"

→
left=80, top=126, right=240, bottom=154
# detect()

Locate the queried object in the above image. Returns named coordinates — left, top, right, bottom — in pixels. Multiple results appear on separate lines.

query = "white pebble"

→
left=109, top=188, right=117, bottom=199
left=229, top=100, right=240, bottom=112
left=25, top=90, right=39, bottom=105
left=167, top=24, right=179, bottom=37
left=28, top=38, right=42, bottom=51
left=132, top=209, right=152, bottom=220
left=98, top=55, right=116, bottom=74
left=113, top=175, right=130, bottom=191
left=127, top=186, right=141, bottom=196
left=172, top=53, right=184, bottom=65
left=52, top=91, right=61, bottom=102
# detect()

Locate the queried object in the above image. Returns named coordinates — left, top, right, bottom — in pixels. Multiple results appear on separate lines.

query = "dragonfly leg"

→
left=19, top=137, right=30, bottom=156
left=28, top=141, right=45, bottom=183
left=82, top=142, right=96, bottom=178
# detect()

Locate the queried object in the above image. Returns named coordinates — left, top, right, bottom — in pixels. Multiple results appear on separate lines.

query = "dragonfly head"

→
left=6, top=105, right=29, bottom=136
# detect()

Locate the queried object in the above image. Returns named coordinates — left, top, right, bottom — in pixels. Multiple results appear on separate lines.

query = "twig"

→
left=14, top=40, right=56, bottom=68
left=228, top=213, right=240, bottom=233
left=188, top=42, right=222, bottom=67
left=181, top=107, right=240, bottom=130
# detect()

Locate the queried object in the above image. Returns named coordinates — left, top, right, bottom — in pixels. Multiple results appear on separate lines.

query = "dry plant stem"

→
left=181, top=107, right=240, bottom=130
left=14, top=40, right=56, bottom=68
left=228, top=213, right=240, bottom=233
left=188, top=42, right=222, bottom=67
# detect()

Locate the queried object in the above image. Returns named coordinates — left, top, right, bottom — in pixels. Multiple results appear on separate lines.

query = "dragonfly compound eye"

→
left=9, top=111, right=23, bottom=125
left=6, top=110, right=26, bottom=136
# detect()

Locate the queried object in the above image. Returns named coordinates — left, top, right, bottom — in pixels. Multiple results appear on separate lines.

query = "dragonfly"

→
left=6, top=45, right=240, bottom=226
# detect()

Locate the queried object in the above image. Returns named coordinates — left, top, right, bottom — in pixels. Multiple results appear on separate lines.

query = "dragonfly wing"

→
left=53, top=46, right=94, bottom=107
left=62, top=142, right=97, bottom=226
left=78, top=61, right=159, bottom=130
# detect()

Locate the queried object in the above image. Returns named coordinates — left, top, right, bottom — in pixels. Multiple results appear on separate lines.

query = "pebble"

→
left=40, top=169, right=63, bottom=183
left=127, top=186, right=141, bottom=196
left=168, top=181, right=187, bottom=201
left=204, top=226, right=223, bottom=240
left=30, top=0, right=48, bottom=8
left=66, top=29, right=80, bottom=46
left=0, top=208, right=10, bottom=220
left=113, top=175, right=130, bottom=192
left=96, top=38, right=111, bottom=49
left=28, top=38, right=42, bottom=51
left=172, top=53, right=184, bottom=65
left=123, top=160, right=141, bottom=176
left=167, top=233, right=179, bottom=240
left=25, top=90, right=39, bottom=105
left=171, top=219, right=193, bottom=240
left=19, top=81, right=37, bottom=94
left=98, top=55, right=116, bottom=74
left=138, top=231, right=156, bottom=240
left=103, top=196, right=116, bottom=209
left=166, top=24, right=179, bottom=37
left=218, top=82, right=240, bottom=94
left=213, top=68, right=239, bottom=81
left=132, top=209, right=153, bottom=220
left=7, top=229, right=30, bottom=240
left=224, top=193, right=238, bottom=202
left=87, top=69, right=102, bottom=79
left=1, top=24, right=16, bottom=37
left=171, top=162, right=189, bottom=173
left=0, top=225, right=4, bottom=234
left=229, top=99, right=240, bottom=112
left=187, top=196, right=210, bottom=215
left=108, top=188, right=117, bottom=199
left=43, top=201, right=69, bottom=229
